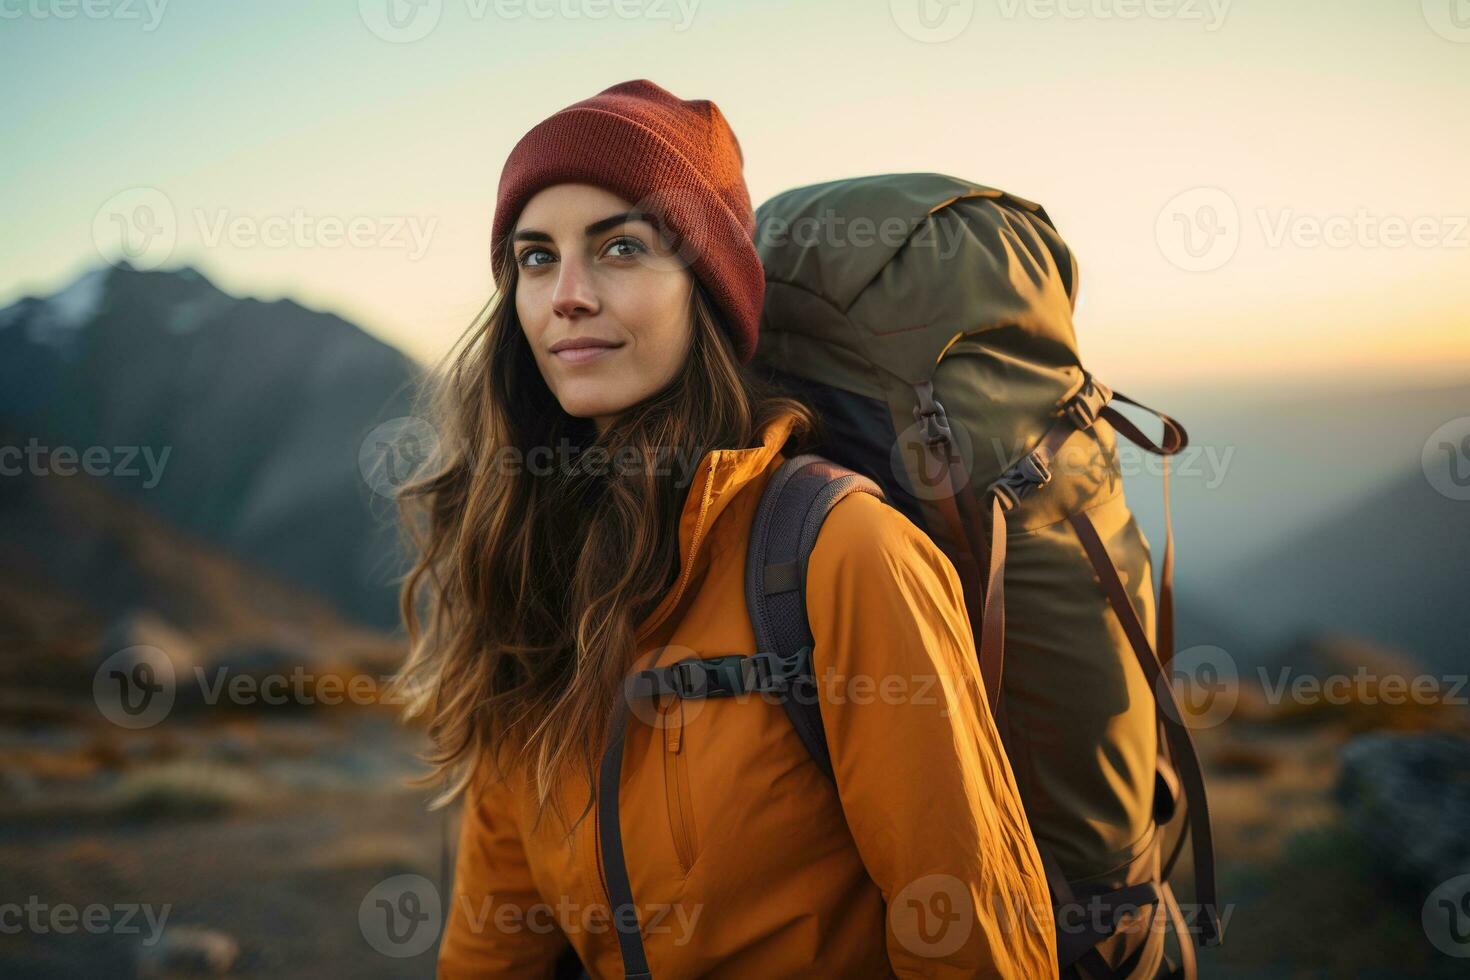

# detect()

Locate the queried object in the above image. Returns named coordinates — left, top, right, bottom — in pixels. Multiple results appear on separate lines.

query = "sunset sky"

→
left=4, top=0, right=1466, bottom=387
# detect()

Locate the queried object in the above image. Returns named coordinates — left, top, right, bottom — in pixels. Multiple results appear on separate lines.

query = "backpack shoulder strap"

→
left=745, top=453, right=885, bottom=782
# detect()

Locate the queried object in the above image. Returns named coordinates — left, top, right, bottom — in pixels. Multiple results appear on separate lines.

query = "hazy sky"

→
left=3, top=0, right=1467, bottom=387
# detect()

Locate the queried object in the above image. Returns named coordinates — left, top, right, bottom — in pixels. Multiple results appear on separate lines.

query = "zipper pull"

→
left=663, top=696, right=684, bottom=754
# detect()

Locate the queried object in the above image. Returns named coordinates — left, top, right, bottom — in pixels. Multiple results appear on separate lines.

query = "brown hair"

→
left=388, top=240, right=816, bottom=837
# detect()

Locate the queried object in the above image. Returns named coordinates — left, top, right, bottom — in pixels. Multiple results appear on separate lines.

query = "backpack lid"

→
left=755, top=173, right=1079, bottom=387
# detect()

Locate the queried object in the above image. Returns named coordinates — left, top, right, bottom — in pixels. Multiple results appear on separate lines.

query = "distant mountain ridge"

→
left=2, top=262, right=1463, bottom=672
left=1116, top=377, right=1469, bottom=670
left=1211, top=466, right=1469, bottom=672
left=0, top=263, right=422, bottom=629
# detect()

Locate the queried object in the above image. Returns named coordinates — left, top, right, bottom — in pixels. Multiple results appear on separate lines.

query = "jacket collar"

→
left=635, top=408, right=802, bottom=641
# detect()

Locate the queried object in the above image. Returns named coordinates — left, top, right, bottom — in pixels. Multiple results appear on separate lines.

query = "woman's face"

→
left=513, top=183, right=695, bottom=435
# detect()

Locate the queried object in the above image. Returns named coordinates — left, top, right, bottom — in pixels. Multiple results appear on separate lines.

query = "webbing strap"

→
left=1159, top=882, right=1199, bottom=980
left=745, top=454, right=884, bottom=784
left=596, top=696, right=651, bottom=979
left=624, top=649, right=812, bottom=702
left=911, top=382, right=997, bottom=708
left=1045, top=843, right=1163, bottom=974
left=971, top=408, right=1083, bottom=706
left=595, top=647, right=814, bottom=980
left=979, top=495, right=1007, bottom=713
left=1067, top=510, right=1221, bottom=948
left=1102, top=391, right=1187, bottom=667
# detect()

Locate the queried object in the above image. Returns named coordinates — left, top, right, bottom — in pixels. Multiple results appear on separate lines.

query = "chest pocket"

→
left=659, top=696, right=698, bottom=874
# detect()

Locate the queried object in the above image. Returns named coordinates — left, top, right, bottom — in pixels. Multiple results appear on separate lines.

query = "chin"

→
left=557, top=391, right=634, bottom=423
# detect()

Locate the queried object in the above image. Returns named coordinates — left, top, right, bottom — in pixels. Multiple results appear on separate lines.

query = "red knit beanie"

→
left=491, top=79, right=762, bottom=364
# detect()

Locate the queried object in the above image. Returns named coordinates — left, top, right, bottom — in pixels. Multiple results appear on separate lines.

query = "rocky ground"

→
left=1, top=680, right=1467, bottom=978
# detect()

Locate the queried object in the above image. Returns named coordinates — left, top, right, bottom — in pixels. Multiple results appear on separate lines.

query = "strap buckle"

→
left=912, top=388, right=953, bottom=448
left=659, top=647, right=815, bottom=700
left=740, top=653, right=774, bottom=691
left=746, top=645, right=812, bottom=690
left=1063, top=374, right=1113, bottom=432
left=987, top=449, right=1053, bottom=511
left=671, top=656, right=742, bottom=699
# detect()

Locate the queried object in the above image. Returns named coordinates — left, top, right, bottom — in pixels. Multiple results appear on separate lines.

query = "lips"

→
left=555, top=345, right=621, bottom=364
left=550, top=336, right=624, bottom=364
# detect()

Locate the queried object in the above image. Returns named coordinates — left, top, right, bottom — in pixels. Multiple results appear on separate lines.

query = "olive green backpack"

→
left=746, top=173, right=1224, bottom=979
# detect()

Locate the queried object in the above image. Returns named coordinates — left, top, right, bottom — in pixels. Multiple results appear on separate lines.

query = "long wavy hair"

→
left=389, top=236, right=817, bottom=837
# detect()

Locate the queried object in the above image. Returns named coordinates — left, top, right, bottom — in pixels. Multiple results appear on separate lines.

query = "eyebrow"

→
left=517, top=208, right=655, bottom=240
left=512, top=210, right=652, bottom=243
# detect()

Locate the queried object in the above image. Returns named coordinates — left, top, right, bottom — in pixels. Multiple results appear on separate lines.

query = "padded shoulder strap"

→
left=745, top=453, right=885, bottom=782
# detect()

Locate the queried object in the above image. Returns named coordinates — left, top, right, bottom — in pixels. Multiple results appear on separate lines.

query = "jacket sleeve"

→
left=437, top=758, right=568, bottom=979
left=805, top=491, right=1059, bottom=979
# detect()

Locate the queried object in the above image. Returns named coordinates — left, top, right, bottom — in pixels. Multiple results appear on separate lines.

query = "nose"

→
left=550, top=254, right=599, bottom=320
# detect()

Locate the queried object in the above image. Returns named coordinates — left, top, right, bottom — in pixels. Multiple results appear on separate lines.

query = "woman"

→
left=393, top=79, right=1058, bottom=979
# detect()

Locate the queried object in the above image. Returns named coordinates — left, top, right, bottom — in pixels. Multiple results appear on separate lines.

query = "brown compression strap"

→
left=971, top=413, right=1086, bottom=708
left=1159, top=451, right=1176, bottom=666
left=1103, top=390, right=1187, bottom=667
left=1043, top=842, right=1163, bottom=976
left=1066, top=511, right=1221, bottom=948
left=1095, top=389, right=1200, bottom=914
left=1099, top=393, right=1186, bottom=456
left=979, top=495, right=1006, bottom=713
left=1159, top=882, right=1199, bottom=980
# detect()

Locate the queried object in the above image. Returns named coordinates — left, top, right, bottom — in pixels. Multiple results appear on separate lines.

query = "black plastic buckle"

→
left=662, top=647, right=815, bottom=701
left=743, top=653, right=775, bottom=691
left=670, top=655, right=745, bottom=699
left=986, top=449, right=1053, bottom=511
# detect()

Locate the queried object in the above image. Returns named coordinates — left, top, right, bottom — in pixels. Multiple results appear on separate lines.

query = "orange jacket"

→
left=437, top=408, right=1058, bottom=979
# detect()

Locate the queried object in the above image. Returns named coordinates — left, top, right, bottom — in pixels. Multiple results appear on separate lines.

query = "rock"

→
left=1335, top=732, right=1470, bottom=893
left=136, top=925, right=240, bottom=977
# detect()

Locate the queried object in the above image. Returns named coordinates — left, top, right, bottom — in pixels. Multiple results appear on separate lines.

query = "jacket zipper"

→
left=662, top=696, right=697, bottom=874
left=637, top=454, right=721, bottom=643
left=593, top=455, right=719, bottom=911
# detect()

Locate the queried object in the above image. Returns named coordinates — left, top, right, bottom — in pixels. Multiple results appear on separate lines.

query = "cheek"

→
left=515, top=288, right=542, bottom=337
left=616, top=276, right=692, bottom=352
